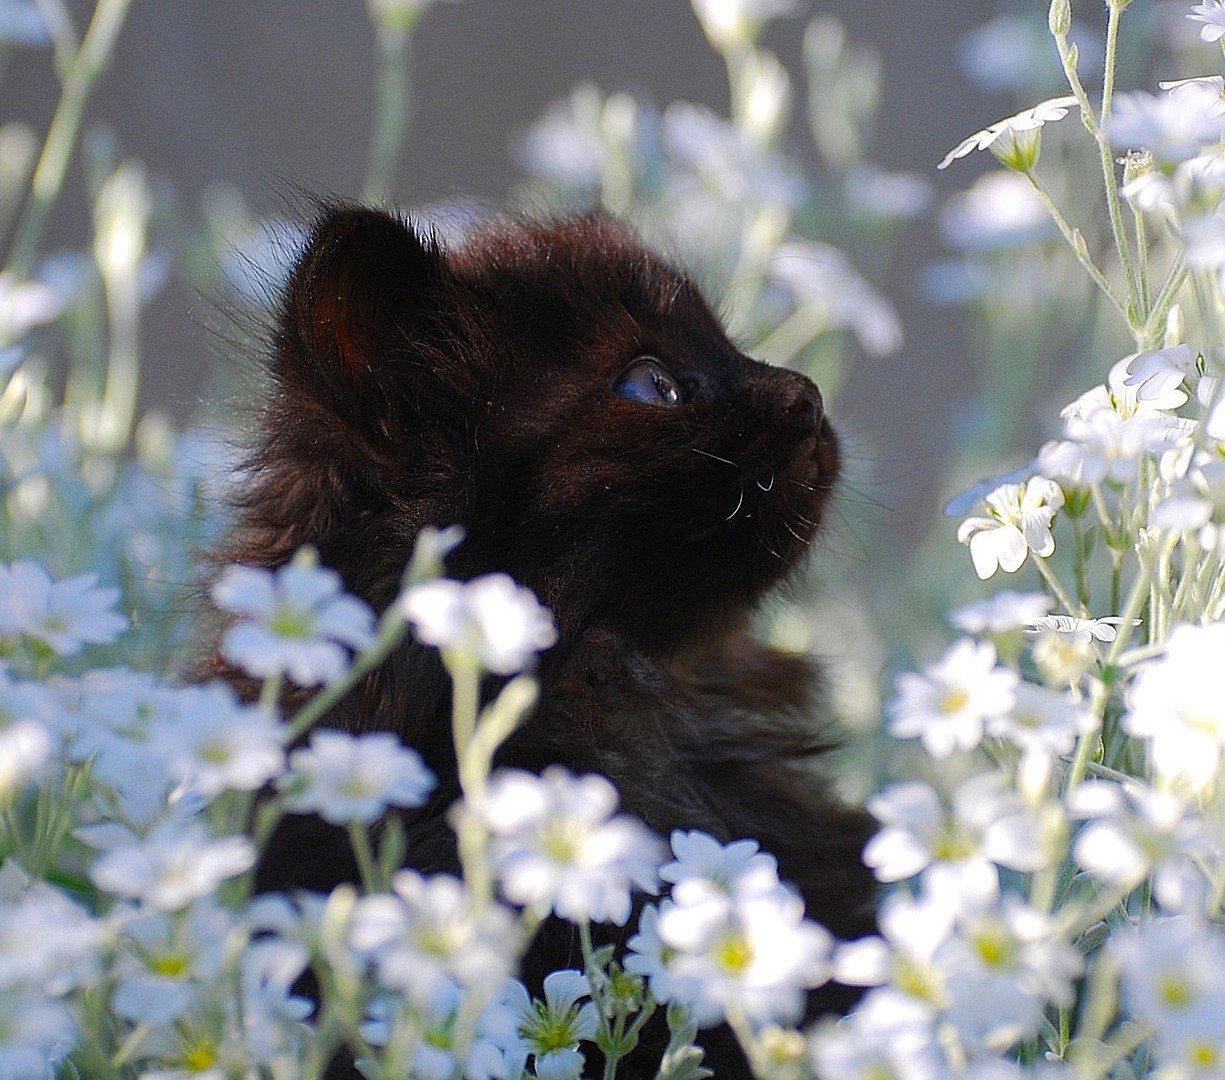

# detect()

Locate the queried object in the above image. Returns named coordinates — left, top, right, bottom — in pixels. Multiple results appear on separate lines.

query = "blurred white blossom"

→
left=90, top=818, right=255, bottom=912
left=950, top=591, right=1054, bottom=636
left=402, top=573, right=557, bottom=674
left=0, top=558, right=128, bottom=657
left=887, top=638, right=1017, bottom=757
left=475, top=766, right=661, bottom=925
left=1070, top=781, right=1217, bottom=911
left=1123, top=621, right=1225, bottom=791
left=1115, top=917, right=1225, bottom=1039
left=349, top=871, right=518, bottom=1002
left=277, top=730, right=434, bottom=825
left=148, top=683, right=286, bottom=799
left=1108, top=86, right=1225, bottom=164
left=212, top=551, right=376, bottom=687
left=864, top=773, right=1050, bottom=891
left=941, top=172, right=1052, bottom=253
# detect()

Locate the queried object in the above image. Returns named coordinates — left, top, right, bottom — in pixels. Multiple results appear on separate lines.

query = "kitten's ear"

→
left=275, top=205, right=447, bottom=422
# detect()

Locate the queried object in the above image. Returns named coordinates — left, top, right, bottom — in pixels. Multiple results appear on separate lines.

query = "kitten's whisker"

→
left=756, top=472, right=775, bottom=493
left=691, top=447, right=738, bottom=467
left=723, top=487, right=746, bottom=522
left=782, top=520, right=808, bottom=546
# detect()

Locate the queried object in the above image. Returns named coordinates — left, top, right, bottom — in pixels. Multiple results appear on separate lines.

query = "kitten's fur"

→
left=208, top=205, right=876, bottom=1076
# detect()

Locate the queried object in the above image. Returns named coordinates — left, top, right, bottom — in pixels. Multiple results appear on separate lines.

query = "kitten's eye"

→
left=614, top=359, right=683, bottom=408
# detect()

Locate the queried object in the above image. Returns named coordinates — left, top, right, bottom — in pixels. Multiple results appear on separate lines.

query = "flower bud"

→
left=1049, top=0, right=1072, bottom=37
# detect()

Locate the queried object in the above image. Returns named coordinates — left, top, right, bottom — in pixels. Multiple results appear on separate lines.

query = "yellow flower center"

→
left=181, top=1041, right=218, bottom=1072
left=1189, top=1041, right=1220, bottom=1068
left=1159, top=974, right=1193, bottom=1008
left=715, top=931, right=755, bottom=975
left=150, top=951, right=191, bottom=978
left=939, top=687, right=970, bottom=715
left=972, top=926, right=1018, bottom=970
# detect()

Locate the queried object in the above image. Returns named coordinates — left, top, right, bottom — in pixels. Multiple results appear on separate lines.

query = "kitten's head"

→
left=237, top=205, right=839, bottom=653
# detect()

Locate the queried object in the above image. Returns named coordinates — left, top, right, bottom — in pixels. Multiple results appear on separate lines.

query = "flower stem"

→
left=1024, top=170, right=1127, bottom=320
left=5, top=0, right=134, bottom=277
left=361, top=21, right=414, bottom=205
left=289, top=606, right=407, bottom=742
left=347, top=820, right=381, bottom=893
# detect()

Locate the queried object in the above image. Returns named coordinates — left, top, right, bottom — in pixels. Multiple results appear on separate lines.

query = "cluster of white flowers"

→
left=628, top=830, right=834, bottom=1030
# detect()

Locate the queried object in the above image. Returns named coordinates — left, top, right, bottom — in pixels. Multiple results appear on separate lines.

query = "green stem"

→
left=1024, top=170, right=1127, bottom=320
left=1143, top=250, right=1187, bottom=346
left=1098, top=2, right=1142, bottom=326
left=347, top=820, right=381, bottom=893
left=6, top=0, right=134, bottom=277
left=93, top=255, right=141, bottom=452
left=361, top=22, right=413, bottom=205
left=34, top=0, right=81, bottom=79
left=288, top=606, right=408, bottom=742
left=1031, top=551, right=1081, bottom=616
left=258, top=671, right=284, bottom=714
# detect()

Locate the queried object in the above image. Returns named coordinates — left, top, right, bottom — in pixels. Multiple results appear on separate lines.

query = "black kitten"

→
left=208, top=205, right=876, bottom=1076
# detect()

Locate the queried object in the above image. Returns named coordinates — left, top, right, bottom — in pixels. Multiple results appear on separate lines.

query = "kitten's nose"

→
left=782, top=379, right=823, bottom=435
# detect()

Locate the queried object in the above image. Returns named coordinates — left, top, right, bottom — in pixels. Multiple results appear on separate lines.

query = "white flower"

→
left=1107, top=88, right=1225, bottom=164
left=0, top=883, right=107, bottom=995
left=0, top=271, right=63, bottom=346
left=938, top=893, right=1082, bottom=1053
left=833, top=889, right=955, bottom=1013
left=149, top=683, right=287, bottom=799
left=1024, top=614, right=1138, bottom=643
left=277, top=730, right=434, bottom=825
left=212, top=551, right=376, bottom=686
left=1114, top=917, right=1225, bottom=1038
left=1154, top=450, right=1225, bottom=541
left=660, top=829, right=779, bottom=899
left=239, top=938, right=313, bottom=1065
left=55, top=668, right=179, bottom=828
left=950, top=590, right=1054, bottom=635
left=940, top=171, right=1051, bottom=252
left=90, top=818, right=255, bottom=912
left=0, top=669, right=54, bottom=797
left=1069, top=780, right=1216, bottom=911
left=349, top=871, right=518, bottom=1002
left=0, top=558, right=127, bottom=656
left=0, top=990, right=76, bottom=1080
left=808, top=989, right=945, bottom=1080
left=1191, top=2, right=1225, bottom=42
left=1152, top=1029, right=1225, bottom=1080
left=476, top=766, right=661, bottom=925
left=1124, top=345, right=1197, bottom=406
left=766, top=241, right=903, bottom=357
left=649, top=879, right=832, bottom=1027
left=938, top=96, right=1078, bottom=171
left=1037, top=409, right=1185, bottom=487
left=111, top=903, right=231, bottom=1025
left=887, top=639, right=1017, bottom=757
left=401, top=573, right=557, bottom=674
left=1072, top=354, right=1189, bottom=417
left=504, top=970, right=598, bottom=1080
left=864, top=773, right=1049, bottom=888
left=986, top=680, right=1094, bottom=758
left=956, top=477, right=1063, bottom=579
left=1123, top=622, right=1225, bottom=791
left=690, top=0, right=799, bottom=50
